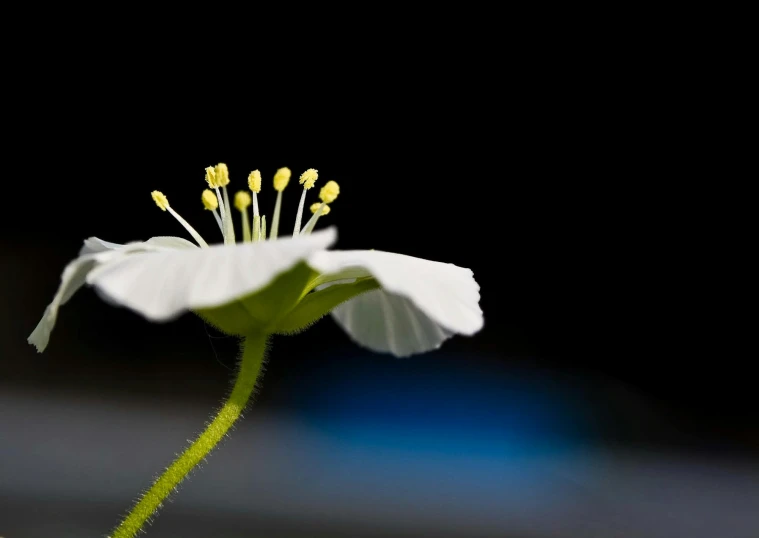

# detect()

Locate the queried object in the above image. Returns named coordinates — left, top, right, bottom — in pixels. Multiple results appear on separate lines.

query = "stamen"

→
left=301, top=202, right=330, bottom=235
left=299, top=168, right=318, bottom=189
left=293, top=168, right=318, bottom=237
left=302, top=180, right=338, bottom=235
left=151, top=191, right=209, bottom=248
left=248, top=170, right=262, bottom=240
left=206, top=166, right=225, bottom=224
left=248, top=170, right=262, bottom=194
left=202, top=189, right=223, bottom=234
left=202, top=189, right=218, bottom=211
left=261, top=215, right=267, bottom=241
left=319, top=180, right=340, bottom=203
left=151, top=191, right=169, bottom=211
left=234, top=191, right=252, bottom=242
left=270, top=167, right=291, bottom=240
left=252, top=216, right=261, bottom=242
left=273, top=167, right=291, bottom=192
left=311, top=202, right=331, bottom=215
left=214, top=186, right=225, bottom=227
left=215, top=163, right=230, bottom=187
left=215, top=163, right=235, bottom=244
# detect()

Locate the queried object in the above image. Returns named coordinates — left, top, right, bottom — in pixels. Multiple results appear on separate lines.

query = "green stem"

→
left=110, top=332, right=269, bottom=538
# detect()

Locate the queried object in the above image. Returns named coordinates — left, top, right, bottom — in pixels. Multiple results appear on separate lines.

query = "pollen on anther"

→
left=152, top=191, right=169, bottom=211
left=215, top=163, right=230, bottom=187
left=311, top=202, right=330, bottom=215
left=299, top=168, right=318, bottom=189
left=248, top=170, right=262, bottom=193
left=273, top=167, right=291, bottom=191
left=319, top=181, right=340, bottom=203
left=234, top=191, right=252, bottom=211
left=205, top=166, right=217, bottom=188
left=202, top=189, right=218, bottom=210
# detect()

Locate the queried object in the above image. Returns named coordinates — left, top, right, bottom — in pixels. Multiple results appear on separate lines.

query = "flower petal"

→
left=307, top=250, right=483, bottom=356
left=80, top=236, right=198, bottom=255
left=29, top=237, right=197, bottom=352
left=144, top=236, right=199, bottom=250
left=86, top=228, right=337, bottom=322
left=331, top=289, right=456, bottom=357
left=79, top=237, right=125, bottom=255
left=28, top=253, right=104, bottom=352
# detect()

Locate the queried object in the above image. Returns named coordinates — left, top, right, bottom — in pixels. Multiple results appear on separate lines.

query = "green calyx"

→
left=195, top=263, right=379, bottom=336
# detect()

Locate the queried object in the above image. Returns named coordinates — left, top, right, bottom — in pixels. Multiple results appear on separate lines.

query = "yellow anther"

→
left=273, top=167, right=291, bottom=191
left=319, top=180, right=340, bottom=203
left=234, top=191, right=252, bottom=211
left=248, top=170, right=262, bottom=193
left=299, top=168, right=318, bottom=189
left=311, top=202, right=331, bottom=215
left=215, top=163, right=230, bottom=187
left=205, top=166, right=218, bottom=188
left=152, top=191, right=169, bottom=211
left=202, top=189, right=218, bottom=210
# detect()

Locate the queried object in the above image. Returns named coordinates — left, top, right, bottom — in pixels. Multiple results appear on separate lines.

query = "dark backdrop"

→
left=6, top=87, right=753, bottom=439
left=1, top=41, right=755, bottom=537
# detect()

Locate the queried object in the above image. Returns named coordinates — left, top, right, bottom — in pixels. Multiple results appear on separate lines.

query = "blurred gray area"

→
left=1, top=388, right=758, bottom=538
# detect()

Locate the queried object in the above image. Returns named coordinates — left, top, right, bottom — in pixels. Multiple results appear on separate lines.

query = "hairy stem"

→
left=110, top=332, right=268, bottom=537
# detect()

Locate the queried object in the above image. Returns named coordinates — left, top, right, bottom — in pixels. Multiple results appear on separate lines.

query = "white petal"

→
left=29, top=237, right=195, bottom=352
left=307, top=250, right=483, bottom=357
left=29, top=254, right=100, bottom=352
left=79, top=237, right=125, bottom=255
left=86, top=228, right=337, bottom=322
left=28, top=246, right=132, bottom=352
left=144, top=236, right=200, bottom=250
left=79, top=235, right=197, bottom=256
left=332, top=289, right=455, bottom=357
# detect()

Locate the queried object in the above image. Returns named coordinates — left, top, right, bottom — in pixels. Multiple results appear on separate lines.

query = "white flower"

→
left=29, top=165, right=483, bottom=357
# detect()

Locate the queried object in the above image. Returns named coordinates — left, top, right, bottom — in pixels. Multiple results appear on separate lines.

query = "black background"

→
left=1, top=18, right=757, bottom=536
left=3, top=34, right=755, bottom=461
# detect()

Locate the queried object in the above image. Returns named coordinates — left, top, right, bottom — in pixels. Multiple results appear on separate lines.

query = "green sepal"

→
left=273, top=277, right=380, bottom=335
left=195, top=262, right=316, bottom=335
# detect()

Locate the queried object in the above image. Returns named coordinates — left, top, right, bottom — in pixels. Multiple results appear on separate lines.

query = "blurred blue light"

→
left=285, top=352, right=596, bottom=457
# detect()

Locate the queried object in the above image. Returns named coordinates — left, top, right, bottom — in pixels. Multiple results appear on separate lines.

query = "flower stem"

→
left=110, top=332, right=269, bottom=538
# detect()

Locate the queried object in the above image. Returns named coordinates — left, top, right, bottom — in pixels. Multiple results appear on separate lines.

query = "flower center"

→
left=151, top=163, right=340, bottom=247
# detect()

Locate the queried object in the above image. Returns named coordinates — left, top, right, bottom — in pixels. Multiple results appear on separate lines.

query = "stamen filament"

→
left=261, top=215, right=267, bottom=241
left=212, top=209, right=223, bottom=233
left=293, top=168, right=319, bottom=238
left=301, top=202, right=327, bottom=235
left=293, top=188, right=308, bottom=237
left=222, top=186, right=235, bottom=244
left=214, top=187, right=227, bottom=240
left=251, top=193, right=260, bottom=241
left=153, top=191, right=209, bottom=248
left=270, top=190, right=283, bottom=240
left=167, top=207, right=209, bottom=248
left=234, top=191, right=253, bottom=244
left=240, top=210, right=251, bottom=242
left=202, top=190, right=222, bottom=236
left=252, top=215, right=261, bottom=242
left=252, top=192, right=260, bottom=217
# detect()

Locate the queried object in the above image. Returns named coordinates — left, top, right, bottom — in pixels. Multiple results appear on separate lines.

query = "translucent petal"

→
left=307, top=250, right=482, bottom=356
left=331, top=289, right=455, bottom=357
left=79, top=236, right=197, bottom=256
left=30, top=236, right=198, bottom=352
left=28, top=252, right=105, bottom=352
